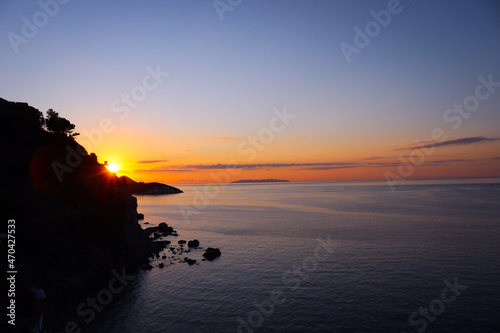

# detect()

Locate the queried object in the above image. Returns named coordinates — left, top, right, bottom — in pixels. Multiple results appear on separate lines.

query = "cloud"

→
left=181, top=163, right=359, bottom=170
left=139, top=162, right=360, bottom=172
left=137, top=159, right=169, bottom=164
left=491, top=157, right=500, bottom=160
left=362, top=156, right=385, bottom=160
left=299, top=165, right=359, bottom=170
left=396, top=136, right=499, bottom=151
left=133, top=159, right=478, bottom=173
left=428, top=159, right=474, bottom=164
left=134, top=169, right=194, bottom=172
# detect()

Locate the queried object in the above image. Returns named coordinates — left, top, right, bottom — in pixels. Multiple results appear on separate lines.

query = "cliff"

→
left=0, top=98, right=163, bottom=332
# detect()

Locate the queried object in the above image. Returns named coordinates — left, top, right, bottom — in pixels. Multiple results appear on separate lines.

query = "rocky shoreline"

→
left=0, top=97, right=220, bottom=332
left=140, top=218, right=221, bottom=269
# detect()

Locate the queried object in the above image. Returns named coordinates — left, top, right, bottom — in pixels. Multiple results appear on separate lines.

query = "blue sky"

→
left=1, top=0, right=499, bottom=183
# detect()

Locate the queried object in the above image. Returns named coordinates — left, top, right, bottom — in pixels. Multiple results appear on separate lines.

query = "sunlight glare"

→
left=106, top=163, right=120, bottom=173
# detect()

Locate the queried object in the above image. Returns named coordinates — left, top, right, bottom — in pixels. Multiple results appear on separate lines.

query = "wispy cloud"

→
left=362, top=156, right=385, bottom=160
left=299, top=165, right=359, bottom=170
left=429, top=159, right=474, bottom=164
left=396, top=136, right=499, bottom=151
left=136, top=159, right=475, bottom=172
left=136, top=162, right=358, bottom=172
left=134, top=169, right=194, bottom=172
left=137, top=159, right=169, bottom=164
left=177, top=163, right=358, bottom=170
left=491, top=157, right=500, bottom=160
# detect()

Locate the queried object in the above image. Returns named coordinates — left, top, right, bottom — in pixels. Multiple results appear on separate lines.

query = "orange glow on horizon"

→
left=78, top=132, right=500, bottom=185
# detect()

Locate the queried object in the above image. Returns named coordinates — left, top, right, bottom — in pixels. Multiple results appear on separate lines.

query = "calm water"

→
left=87, top=179, right=500, bottom=333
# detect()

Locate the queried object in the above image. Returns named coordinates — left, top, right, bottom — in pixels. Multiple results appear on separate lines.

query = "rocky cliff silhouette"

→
left=0, top=98, right=167, bottom=332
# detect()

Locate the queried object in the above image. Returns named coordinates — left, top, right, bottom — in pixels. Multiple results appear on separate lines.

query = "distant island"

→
left=122, top=175, right=183, bottom=195
left=231, top=179, right=290, bottom=183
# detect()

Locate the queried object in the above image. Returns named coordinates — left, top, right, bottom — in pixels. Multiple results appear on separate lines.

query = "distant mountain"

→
left=121, top=175, right=183, bottom=195
left=231, top=179, right=290, bottom=183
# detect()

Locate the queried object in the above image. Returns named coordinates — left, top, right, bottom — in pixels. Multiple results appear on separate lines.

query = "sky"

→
left=1, top=0, right=500, bottom=184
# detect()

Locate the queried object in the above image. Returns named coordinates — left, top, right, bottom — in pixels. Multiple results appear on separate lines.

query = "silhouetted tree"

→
left=36, top=109, right=45, bottom=128
left=89, top=153, right=98, bottom=163
left=44, top=109, right=78, bottom=136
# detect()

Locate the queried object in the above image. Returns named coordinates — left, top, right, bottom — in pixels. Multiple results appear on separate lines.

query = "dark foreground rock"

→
left=0, top=98, right=166, bottom=333
left=188, top=239, right=200, bottom=247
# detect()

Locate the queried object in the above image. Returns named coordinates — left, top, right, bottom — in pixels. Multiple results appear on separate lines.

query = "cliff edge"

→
left=0, top=98, right=164, bottom=332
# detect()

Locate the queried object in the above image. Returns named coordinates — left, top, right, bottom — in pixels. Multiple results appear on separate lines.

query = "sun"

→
left=106, top=163, right=120, bottom=173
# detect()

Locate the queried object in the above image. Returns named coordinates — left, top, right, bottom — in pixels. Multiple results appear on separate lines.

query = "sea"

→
left=84, top=179, right=500, bottom=333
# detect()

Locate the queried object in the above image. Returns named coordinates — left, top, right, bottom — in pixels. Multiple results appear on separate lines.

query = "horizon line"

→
left=149, top=175, right=500, bottom=186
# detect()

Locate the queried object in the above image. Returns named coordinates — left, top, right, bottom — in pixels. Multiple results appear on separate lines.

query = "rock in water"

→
left=187, top=239, right=200, bottom=248
left=185, top=258, right=196, bottom=265
left=202, top=248, right=221, bottom=261
left=158, top=222, right=174, bottom=233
